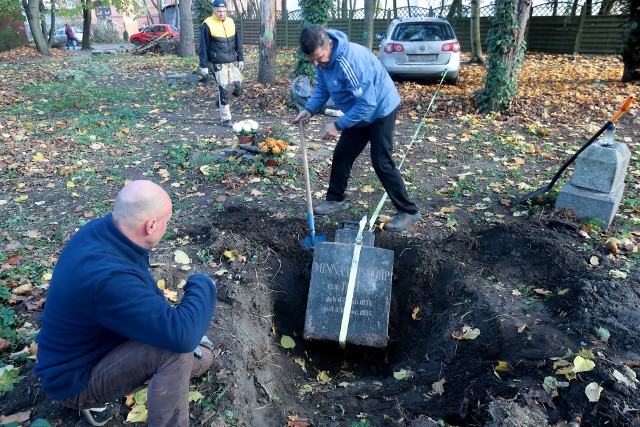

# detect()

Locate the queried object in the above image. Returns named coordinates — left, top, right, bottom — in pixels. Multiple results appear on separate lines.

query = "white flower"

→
left=248, top=120, right=259, bottom=130
left=232, top=122, right=243, bottom=133
left=242, top=122, right=252, bottom=133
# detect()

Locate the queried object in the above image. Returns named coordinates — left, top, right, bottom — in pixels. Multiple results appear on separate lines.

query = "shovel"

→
left=518, top=95, right=634, bottom=203
left=299, top=121, right=326, bottom=249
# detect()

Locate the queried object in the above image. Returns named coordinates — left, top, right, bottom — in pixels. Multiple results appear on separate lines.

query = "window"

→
left=393, top=23, right=454, bottom=42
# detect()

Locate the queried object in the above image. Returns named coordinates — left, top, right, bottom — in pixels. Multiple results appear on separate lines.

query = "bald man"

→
left=35, top=180, right=217, bottom=427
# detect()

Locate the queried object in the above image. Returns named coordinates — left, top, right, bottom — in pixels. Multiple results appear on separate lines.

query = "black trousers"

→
left=326, top=107, right=419, bottom=214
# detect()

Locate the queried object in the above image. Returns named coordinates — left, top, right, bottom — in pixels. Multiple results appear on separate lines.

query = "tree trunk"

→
left=178, top=0, right=195, bottom=57
left=46, top=0, right=56, bottom=48
left=622, top=0, right=640, bottom=82
left=474, top=0, right=532, bottom=112
left=21, top=0, right=50, bottom=56
left=363, top=0, right=374, bottom=49
left=258, top=0, right=276, bottom=84
left=598, top=0, right=616, bottom=15
left=81, top=0, right=91, bottom=50
left=469, top=0, right=484, bottom=64
left=570, top=0, right=579, bottom=16
left=392, top=0, right=397, bottom=19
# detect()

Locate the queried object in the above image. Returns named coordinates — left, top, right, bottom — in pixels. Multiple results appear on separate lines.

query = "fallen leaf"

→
left=294, top=357, right=307, bottom=373
left=573, top=356, right=596, bottom=373
left=589, top=256, right=599, bottom=266
left=585, top=382, right=603, bottom=402
left=317, top=370, right=331, bottom=384
left=174, top=250, right=190, bottom=264
left=280, top=335, right=295, bottom=349
left=411, top=306, right=421, bottom=320
left=0, top=411, right=31, bottom=425
left=361, top=185, right=375, bottom=193
left=393, top=368, right=412, bottom=380
left=533, top=288, right=552, bottom=296
left=432, top=378, right=446, bottom=395
left=517, top=324, right=527, bottom=333
left=440, top=204, right=456, bottom=213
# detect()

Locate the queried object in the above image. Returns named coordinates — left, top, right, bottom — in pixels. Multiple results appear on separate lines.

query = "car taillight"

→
left=383, top=43, right=404, bottom=53
left=441, top=42, right=461, bottom=53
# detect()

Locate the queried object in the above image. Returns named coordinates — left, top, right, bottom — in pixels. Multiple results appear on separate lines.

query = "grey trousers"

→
left=60, top=340, right=209, bottom=427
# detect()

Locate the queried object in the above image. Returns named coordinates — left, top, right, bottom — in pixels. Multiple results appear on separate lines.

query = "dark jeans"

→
left=60, top=340, right=203, bottom=427
left=327, top=107, right=419, bottom=214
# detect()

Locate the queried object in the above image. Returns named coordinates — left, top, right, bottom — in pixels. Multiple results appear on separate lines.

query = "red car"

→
left=129, top=24, right=180, bottom=46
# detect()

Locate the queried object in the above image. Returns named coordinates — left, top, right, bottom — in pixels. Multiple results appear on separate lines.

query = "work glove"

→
left=193, top=335, right=215, bottom=359
left=237, top=61, right=244, bottom=72
left=293, top=109, right=312, bottom=124
left=200, top=67, right=209, bottom=76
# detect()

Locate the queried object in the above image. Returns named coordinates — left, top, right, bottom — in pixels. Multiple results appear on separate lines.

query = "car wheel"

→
left=448, top=75, right=459, bottom=86
left=132, top=39, right=142, bottom=47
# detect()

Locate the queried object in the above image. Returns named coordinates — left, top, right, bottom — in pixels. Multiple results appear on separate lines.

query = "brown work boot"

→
left=314, top=200, right=349, bottom=215
left=191, top=344, right=214, bottom=378
left=385, top=211, right=422, bottom=232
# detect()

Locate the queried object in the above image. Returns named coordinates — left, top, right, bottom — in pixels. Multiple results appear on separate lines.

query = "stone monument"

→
left=556, top=125, right=631, bottom=228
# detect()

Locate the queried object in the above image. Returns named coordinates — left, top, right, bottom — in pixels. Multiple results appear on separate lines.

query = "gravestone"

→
left=304, top=241, right=394, bottom=348
left=556, top=131, right=631, bottom=229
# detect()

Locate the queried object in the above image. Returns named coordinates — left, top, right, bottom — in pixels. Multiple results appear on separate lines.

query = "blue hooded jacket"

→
left=34, top=214, right=217, bottom=400
left=304, top=29, right=401, bottom=130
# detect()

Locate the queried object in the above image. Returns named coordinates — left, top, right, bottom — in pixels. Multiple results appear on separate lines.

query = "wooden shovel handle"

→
left=610, top=96, right=634, bottom=123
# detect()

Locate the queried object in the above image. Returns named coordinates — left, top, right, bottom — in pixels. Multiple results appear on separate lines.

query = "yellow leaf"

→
left=317, top=370, right=331, bottom=384
left=163, top=289, right=178, bottom=302
left=188, top=390, right=203, bottom=402
left=294, top=357, right=307, bottom=373
left=173, top=250, right=190, bottom=264
left=157, top=279, right=165, bottom=289
left=440, top=205, right=456, bottom=213
left=71, top=192, right=80, bottom=198
left=125, top=404, right=148, bottom=423
left=42, top=273, right=52, bottom=282
left=199, top=165, right=211, bottom=176
left=298, top=384, right=313, bottom=397
left=280, top=335, right=295, bottom=349
left=223, top=249, right=246, bottom=263
left=411, top=306, right=421, bottom=320
left=361, top=185, right=375, bottom=193
left=32, top=152, right=46, bottom=162
left=66, top=181, right=75, bottom=188
left=573, top=356, right=595, bottom=373
left=495, top=361, right=512, bottom=372
left=15, top=195, right=29, bottom=202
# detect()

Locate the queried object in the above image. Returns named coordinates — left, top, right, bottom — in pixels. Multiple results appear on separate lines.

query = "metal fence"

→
left=231, top=0, right=627, bottom=54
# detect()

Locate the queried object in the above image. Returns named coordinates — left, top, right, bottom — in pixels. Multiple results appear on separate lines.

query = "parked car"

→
left=53, top=27, right=83, bottom=45
left=129, top=24, right=180, bottom=46
left=376, top=17, right=460, bottom=85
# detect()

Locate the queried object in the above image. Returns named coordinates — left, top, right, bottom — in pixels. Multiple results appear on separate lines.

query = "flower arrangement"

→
left=232, top=119, right=259, bottom=137
left=253, top=124, right=290, bottom=145
left=258, top=137, right=289, bottom=155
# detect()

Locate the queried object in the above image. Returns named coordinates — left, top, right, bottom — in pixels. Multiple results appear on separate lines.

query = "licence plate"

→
left=408, top=54, right=437, bottom=62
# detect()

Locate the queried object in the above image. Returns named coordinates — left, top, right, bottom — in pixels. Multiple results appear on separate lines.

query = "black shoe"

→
left=313, top=201, right=349, bottom=215
left=384, top=211, right=422, bottom=232
left=221, top=120, right=232, bottom=127
left=82, top=402, right=121, bottom=426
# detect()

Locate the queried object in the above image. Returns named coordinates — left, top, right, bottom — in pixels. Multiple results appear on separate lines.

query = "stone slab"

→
left=304, top=241, right=394, bottom=347
left=166, top=73, right=200, bottom=85
left=555, top=182, right=625, bottom=229
left=334, top=228, right=375, bottom=246
left=569, top=140, right=631, bottom=193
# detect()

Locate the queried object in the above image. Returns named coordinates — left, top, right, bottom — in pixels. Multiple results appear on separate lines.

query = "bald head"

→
left=112, top=180, right=172, bottom=249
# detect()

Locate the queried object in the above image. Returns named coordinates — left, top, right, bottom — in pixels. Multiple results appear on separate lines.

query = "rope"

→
left=367, top=70, right=448, bottom=232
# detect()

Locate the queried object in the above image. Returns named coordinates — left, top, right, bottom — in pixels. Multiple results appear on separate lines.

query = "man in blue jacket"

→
left=199, top=0, right=244, bottom=127
left=292, top=25, right=421, bottom=232
left=35, top=180, right=218, bottom=426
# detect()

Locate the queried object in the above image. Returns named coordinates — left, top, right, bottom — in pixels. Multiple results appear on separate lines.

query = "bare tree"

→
left=475, top=0, right=532, bottom=112
left=469, top=0, right=484, bottom=64
left=178, top=0, right=195, bottom=57
left=258, top=0, right=277, bottom=83
left=363, top=0, right=374, bottom=49
left=21, top=0, right=50, bottom=55
left=447, top=0, right=462, bottom=19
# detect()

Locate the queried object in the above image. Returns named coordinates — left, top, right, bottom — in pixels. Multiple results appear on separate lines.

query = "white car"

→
left=377, top=17, right=460, bottom=85
left=53, top=27, right=84, bottom=45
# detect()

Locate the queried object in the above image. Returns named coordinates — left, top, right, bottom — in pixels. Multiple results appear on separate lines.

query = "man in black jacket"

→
left=199, top=0, right=244, bottom=127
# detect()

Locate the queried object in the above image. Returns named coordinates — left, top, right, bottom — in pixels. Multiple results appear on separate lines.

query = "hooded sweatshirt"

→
left=304, top=29, right=401, bottom=131
left=34, top=213, right=217, bottom=400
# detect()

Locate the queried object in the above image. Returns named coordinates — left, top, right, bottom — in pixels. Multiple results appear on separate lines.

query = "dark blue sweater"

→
left=34, top=213, right=217, bottom=400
